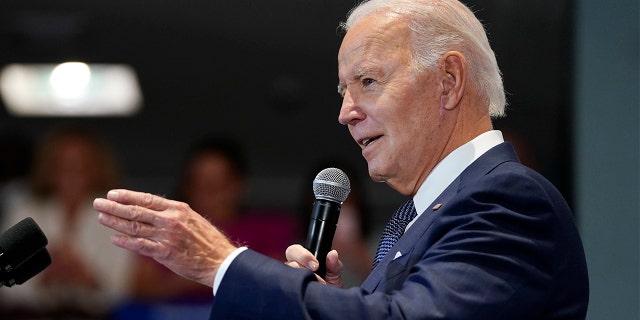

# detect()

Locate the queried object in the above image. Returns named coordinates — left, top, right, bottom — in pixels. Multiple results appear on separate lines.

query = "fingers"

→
left=95, top=195, right=194, bottom=253
left=284, top=245, right=343, bottom=287
left=94, top=189, right=179, bottom=227
left=94, top=189, right=184, bottom=248
left=324, top=250, right=344, bottom=288
left=326, top=250, right=343, bottom=271
left=97, top=212, right=155, bottom=239
left=107, top=189, right=170, bottom=211
left=285, top=244, right=319, bottom=271
left=284, top=261, right=306, bottom=269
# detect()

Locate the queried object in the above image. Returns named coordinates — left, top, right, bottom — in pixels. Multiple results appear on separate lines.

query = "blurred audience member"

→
left=0, top=124, right=134, bottom=318
left=130, top=136, right=300, bottom=303
left=301, top=161, right=373, bottom=287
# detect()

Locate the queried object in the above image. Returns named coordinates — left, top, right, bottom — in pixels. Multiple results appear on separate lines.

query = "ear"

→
left=440, top=51, right=467, bottom=111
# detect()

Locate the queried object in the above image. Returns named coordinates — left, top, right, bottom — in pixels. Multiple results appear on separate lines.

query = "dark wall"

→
left=0, top=0, right=574, bottom=229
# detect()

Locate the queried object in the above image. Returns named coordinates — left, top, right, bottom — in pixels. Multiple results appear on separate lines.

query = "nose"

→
left=338, top=90, right=364, bottom=125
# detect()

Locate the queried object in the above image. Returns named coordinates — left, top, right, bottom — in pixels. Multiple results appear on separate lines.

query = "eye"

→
left=362, top=78, right=375, bottom=87
left=337, top=85, right=345, bottom=98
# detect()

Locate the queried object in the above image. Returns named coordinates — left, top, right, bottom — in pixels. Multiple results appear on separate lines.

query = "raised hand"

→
left=93, top=189, right=237, bottom=287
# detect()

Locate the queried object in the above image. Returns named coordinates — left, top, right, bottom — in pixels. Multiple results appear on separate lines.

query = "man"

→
left=93, top=0, right=589, bottom=318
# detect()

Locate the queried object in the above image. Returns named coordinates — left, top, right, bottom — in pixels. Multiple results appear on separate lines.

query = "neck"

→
left=401, top=103, right=493, bottom=196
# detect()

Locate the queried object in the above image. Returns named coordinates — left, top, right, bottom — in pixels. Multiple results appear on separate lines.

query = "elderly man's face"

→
left=338, top=12, right=454, bottom=195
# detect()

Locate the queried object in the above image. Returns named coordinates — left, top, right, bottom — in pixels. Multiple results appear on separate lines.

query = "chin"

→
left=367, top=166, right=388, bottom=183
left=367, top=166, right=412, bottom=195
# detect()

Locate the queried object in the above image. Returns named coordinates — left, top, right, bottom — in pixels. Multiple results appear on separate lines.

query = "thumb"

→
left=324, top=250, right=344, bottom=288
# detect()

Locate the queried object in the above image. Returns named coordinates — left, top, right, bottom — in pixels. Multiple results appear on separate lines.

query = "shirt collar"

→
left=412, top=130, right=504, bottom=217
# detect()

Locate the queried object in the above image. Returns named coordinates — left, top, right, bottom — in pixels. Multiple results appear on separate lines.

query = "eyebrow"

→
left=337, top=55, right=384, bottom=95
left=353, top=64, right=378, bottom=79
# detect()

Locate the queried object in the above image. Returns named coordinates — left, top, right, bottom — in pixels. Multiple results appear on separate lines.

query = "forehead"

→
left=338, top=12, right=411, bottom=75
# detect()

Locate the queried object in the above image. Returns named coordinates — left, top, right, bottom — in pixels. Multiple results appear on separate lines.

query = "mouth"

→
left=359, top=135, right=382, bottom=148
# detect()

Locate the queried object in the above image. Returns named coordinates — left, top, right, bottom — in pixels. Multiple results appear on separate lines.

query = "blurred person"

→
left=0, top=124, right=134, bottom=318
left=130, top=136, right=300, bottom=303
left=93, top=0, right=589, bottom=319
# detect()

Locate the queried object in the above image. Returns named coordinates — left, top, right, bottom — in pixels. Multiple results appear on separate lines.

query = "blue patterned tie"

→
left=373, top=198, right=417, bottom=268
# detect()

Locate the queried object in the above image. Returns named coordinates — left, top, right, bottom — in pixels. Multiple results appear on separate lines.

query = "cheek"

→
left=393, top=102, right=441, bottom=164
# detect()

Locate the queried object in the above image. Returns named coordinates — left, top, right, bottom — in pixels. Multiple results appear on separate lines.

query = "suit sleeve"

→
left=210, top=249, right=389, bottom=320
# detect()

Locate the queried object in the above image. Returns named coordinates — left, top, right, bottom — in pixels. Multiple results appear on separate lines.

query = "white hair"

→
left=340, top=0, right=506, bottom=117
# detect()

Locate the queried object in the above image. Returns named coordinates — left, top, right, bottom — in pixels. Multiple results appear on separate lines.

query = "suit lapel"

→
left=361, top=178, right=459, bottom=292
left=361, top=142, right=520, bottom=293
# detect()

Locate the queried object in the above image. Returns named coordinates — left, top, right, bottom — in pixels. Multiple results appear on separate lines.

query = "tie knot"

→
left=395, top=198, right=417, bottom=223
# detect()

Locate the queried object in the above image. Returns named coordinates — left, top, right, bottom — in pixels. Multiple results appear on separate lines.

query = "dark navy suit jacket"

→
left=210, top=143, right=589, bottom=319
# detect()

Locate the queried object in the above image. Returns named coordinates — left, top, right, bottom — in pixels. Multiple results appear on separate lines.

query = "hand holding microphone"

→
left=305, top=168, right=350, bottom=276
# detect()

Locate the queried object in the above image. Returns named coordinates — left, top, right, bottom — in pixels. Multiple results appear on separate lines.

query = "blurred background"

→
left=0, top=0, right=636, bottom=319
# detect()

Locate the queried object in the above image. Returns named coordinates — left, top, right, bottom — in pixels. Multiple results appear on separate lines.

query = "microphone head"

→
left=312, top=167, right=351, bottom=203
left=0, top=217, right=48, bottom=272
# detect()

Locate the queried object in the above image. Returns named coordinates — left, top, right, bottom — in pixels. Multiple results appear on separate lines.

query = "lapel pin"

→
left=432, top=203, right=443, bottom=211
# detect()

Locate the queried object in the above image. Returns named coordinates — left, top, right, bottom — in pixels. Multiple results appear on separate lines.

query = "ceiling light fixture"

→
left=0, top=62, right=143, bottom=117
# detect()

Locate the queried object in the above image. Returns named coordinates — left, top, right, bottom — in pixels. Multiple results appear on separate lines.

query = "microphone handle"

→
left=305, top=199, right=341, bottom=276
left=0, top=248, right=51, bottom=287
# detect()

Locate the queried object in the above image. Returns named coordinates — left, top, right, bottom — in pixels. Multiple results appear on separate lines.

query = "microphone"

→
left=305, top=168, right=350, bottom=276
left=0, top=217, right=49, bottom=273
left=0, top=248, right=51, bottom=287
